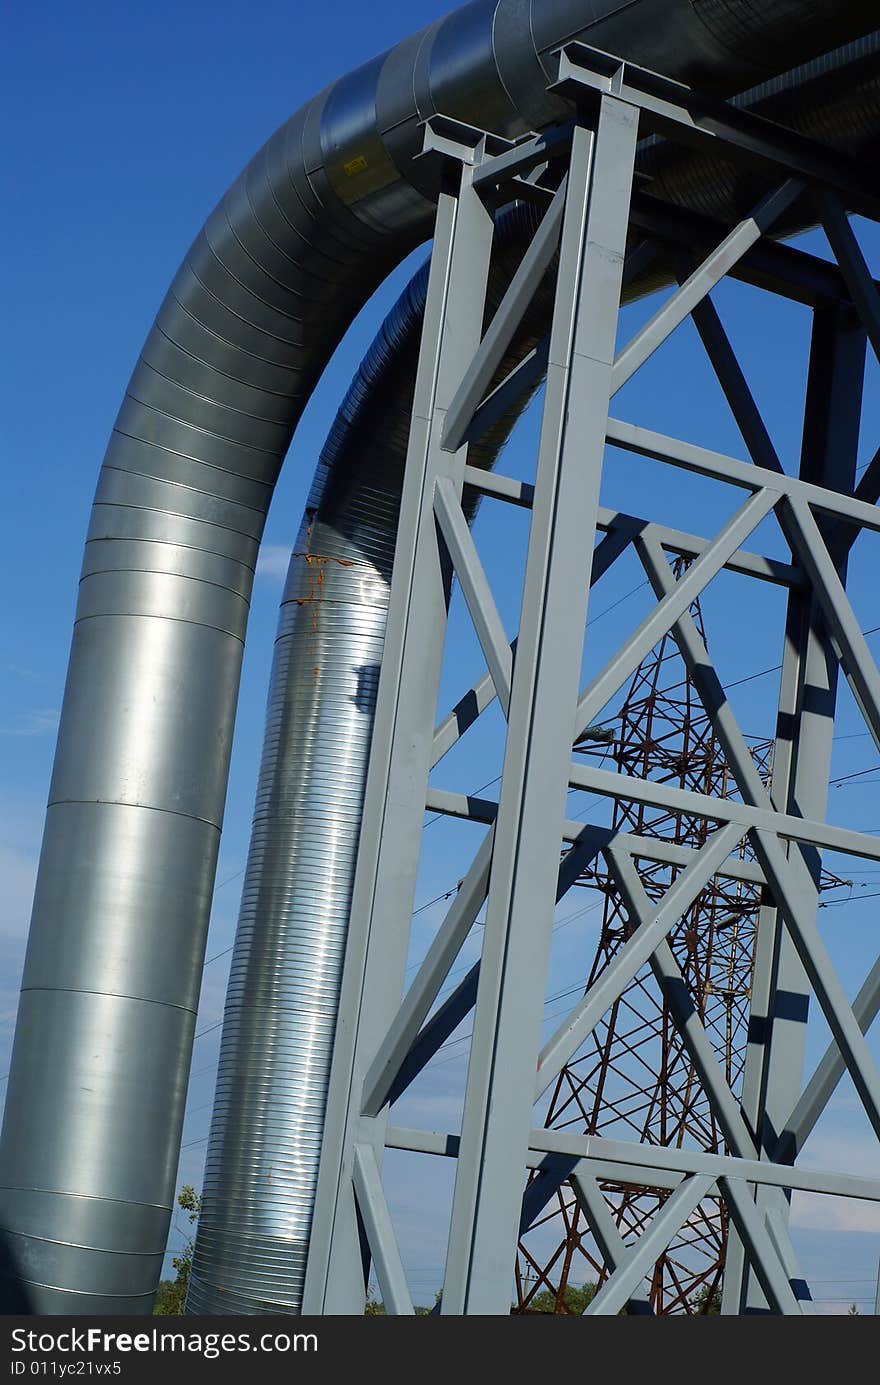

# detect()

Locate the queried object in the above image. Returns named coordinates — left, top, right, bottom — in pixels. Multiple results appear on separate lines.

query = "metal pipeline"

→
left=1, top=0, right=877, bottom=1315
left=186, top=206, right=552, bottom=1314
left=639, top=35, right=880, bottom=228
left=188, top=30, right=880, bottom=1314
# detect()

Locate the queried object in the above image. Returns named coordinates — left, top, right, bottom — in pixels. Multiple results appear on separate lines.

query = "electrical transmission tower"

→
left=514, top=577, right=764, bottom=1311
left=515, top=570, right=842, bottom=1313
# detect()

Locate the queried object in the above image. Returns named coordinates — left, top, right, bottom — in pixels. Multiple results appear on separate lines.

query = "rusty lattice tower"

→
left=516, top=574, right=773, bottom=1313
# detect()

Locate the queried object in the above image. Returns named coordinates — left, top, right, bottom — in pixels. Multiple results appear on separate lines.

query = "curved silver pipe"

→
left=0, top=0, right=876, bottom=1315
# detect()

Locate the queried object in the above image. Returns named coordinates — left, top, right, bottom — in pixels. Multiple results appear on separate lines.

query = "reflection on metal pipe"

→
left=1, top=0, right=878, bottom=1314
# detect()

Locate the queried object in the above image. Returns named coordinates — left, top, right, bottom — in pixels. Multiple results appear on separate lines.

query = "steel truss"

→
left=302, top=45, right=880, bottom=1315
left=515, top=589, right=774, bottom=1314
left=514, top=581, right=845, bottom=1314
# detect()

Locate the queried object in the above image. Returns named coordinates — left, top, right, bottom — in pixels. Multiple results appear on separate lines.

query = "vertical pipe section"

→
left=188, top=210, right=555, bottom=1314
left=0, top=472, right=258, bottom=1312
left=0, top=93, right=398, bottom=1316
left=185, top=313, right=411, bottom=1317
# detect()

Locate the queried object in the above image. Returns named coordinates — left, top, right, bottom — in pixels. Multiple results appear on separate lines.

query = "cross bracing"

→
left=515, top=596, right=771, bottom=1313
left=302, top=46, right=880, bottom=1316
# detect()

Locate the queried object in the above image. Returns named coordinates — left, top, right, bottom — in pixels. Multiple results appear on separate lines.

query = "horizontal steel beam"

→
left=384, top=1126, right=880, bottom=1203
left=552, top=43, right=880, bottom=222
left=629, top=194, right=863, bottom=308
left=385, top=1127, right=689, bottom=1192
left=569, top=762, right=880, bottom=863
left=607, top=417, right=880, bottom=534
left=423, top=786, right=767, bottom=884
left=463, top=465, right=803, bottom=587
left=531, top=1130, right=880, bottom=1202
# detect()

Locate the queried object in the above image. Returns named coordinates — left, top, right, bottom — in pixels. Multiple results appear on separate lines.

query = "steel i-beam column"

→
left=441, top=99, right=639, bottom=1315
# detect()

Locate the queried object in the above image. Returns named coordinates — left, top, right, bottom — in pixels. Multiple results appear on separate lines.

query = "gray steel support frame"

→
left=723, top=305, right=867, bottom=1313
left=304, top=50, right=880, bottom=1316
left=302, top=136, right=497, bottom=1313
left=442, top=102, right=639, bottom=1316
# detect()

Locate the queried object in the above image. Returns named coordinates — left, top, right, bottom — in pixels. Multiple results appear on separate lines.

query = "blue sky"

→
left=3, top=0, right=880, bottom=1313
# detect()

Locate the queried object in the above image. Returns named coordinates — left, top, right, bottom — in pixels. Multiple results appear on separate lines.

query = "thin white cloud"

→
left=791, top=1192, right=880, bottom=1234
left=0, top=808, right=39, bottom=1076
left=791, top=1127, right=880, bottom=1233
left=0, top=708, right=59, bottom=737
left=798, top=1128, right=880, bottom=1179
left=255, top=545, right=292, bottom=582
left=0, top=844, right=36, bottom=943
left=0, top=796, right=42, bottom=947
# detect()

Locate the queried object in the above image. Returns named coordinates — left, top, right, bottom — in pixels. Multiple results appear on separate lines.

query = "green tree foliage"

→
left=524, top=1283, right=600, bottom=1313
left=153, top=1185, right=202, bottom=1316
left=366, top=1281, right=734, bottom=1315
left=691, top=1283, right=722, bottom=1315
